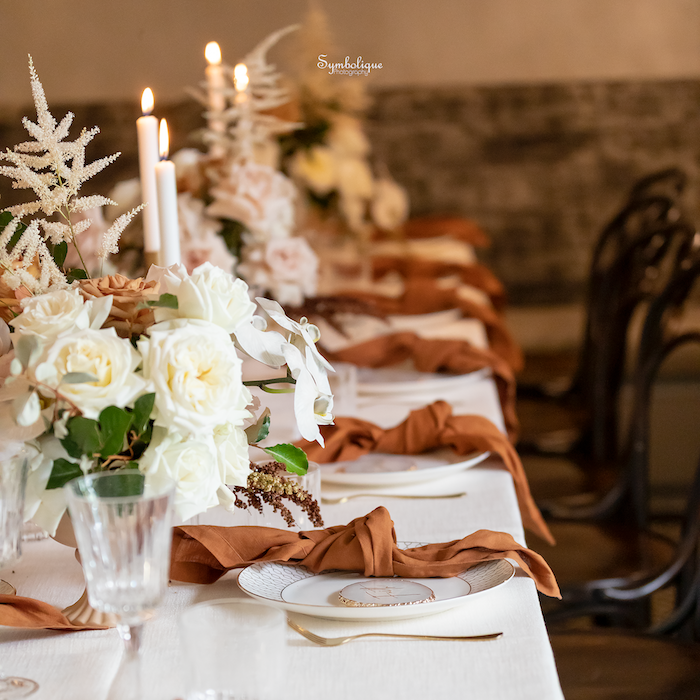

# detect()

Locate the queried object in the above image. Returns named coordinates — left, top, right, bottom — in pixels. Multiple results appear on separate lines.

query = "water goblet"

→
left=0, top=457, right=39, bottom=698
left=64, top=471, right=175, bottom=700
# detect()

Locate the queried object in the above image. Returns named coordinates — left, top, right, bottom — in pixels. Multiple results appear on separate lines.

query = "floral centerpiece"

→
left=0, top=57, right=333, bottom=536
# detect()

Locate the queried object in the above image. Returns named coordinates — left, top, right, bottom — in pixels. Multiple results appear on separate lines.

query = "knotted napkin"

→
left=322, top=333, right=519, bottom=441
left=170, top=506, right=559, bottom=597
left=298, top=401, right=554, bottom=546
left=338, top=278, right=523, bottom=374
left=0, top=507, right=559, bottom=631
left=372, top=257, right=507, bottom=310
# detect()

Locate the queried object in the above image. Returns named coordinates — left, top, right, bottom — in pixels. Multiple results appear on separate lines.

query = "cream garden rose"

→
left=138, top=319, right=251, bottom=435
left=140, top=428, right=222, bottom=521
left=33, top=327, right=147, bottom=420
left=154, top=262, right=256, bottom=333
left=10, top=288, right=112, bottom=343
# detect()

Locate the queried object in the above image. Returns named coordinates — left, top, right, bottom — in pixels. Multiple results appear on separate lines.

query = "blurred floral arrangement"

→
left=0, top=57, right=333, bottom=535
left=278, top=7, right=410, bottom=241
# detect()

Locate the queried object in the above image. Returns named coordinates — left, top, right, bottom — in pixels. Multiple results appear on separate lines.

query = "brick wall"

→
left=3, top=79, right=700, bottom=305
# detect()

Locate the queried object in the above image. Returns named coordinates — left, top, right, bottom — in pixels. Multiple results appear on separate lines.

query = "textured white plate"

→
left=320, top=449, right=490, bottom=486
left=237, top=544, right=514, bottom=621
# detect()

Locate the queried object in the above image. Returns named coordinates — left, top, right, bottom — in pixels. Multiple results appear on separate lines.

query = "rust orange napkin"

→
left=298, top=401, right=554, bottom=546
left=170, top=506, right=559, bottom=597
left=401, top=216, right=491, bottom=247
left=0, top=507, right=559, bottom=631
left=322, top=333, right=519, bottom=441
left=0, top=594, right=108, bottom=631
left=336, top=278, right=523, bottom=374
left=372, top=257, right=507, bottom=310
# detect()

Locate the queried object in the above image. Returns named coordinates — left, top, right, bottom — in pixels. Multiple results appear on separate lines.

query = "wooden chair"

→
left=531, top=255, right=700, bottom=625
left=518, top=171, right=696, bottom=507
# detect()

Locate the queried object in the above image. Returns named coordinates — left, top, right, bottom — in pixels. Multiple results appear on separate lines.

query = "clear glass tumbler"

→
left=0, top=457, right=39, bottom=698
left=64, top=471, right=175, bottom=700
left=179, top=599, right=287, bottom=700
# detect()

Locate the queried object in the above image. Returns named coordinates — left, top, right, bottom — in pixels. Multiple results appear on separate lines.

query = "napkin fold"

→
left=170, top=506, right=559, bottom=598
left=372, top=257, right=506, bottom=310
left=0, top=507, right=559, bottom=632
left=322, top=333, right=519, bottom=440
left=298, top=401, right=554, bottom=546
left=0, top=594, right=108, bottom=631
left=337, top=278, right=523, bottom=374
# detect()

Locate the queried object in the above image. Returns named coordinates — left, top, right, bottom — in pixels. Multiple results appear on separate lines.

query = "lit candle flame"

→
left=205, top=41, right=222, bottom=66
left=141, top=88, right=154, bottom=116
left=234, top=63, right=249, bottom=91
left=159, top=119, right=170, bottom=160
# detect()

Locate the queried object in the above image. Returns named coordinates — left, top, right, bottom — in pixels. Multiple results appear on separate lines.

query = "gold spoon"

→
left=288, top=619, right=502, bottom=646
left=321, top=492, right=466, bottom=505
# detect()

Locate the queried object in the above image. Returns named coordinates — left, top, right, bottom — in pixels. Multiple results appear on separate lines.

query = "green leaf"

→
left=131, top=393, right=155, bottom=436
left=0, top=212, right=27, bottom=252
left=244, top=408, right=271, bottom=444
left=98, top=406, right=133, bottom=457
left=67, top=416, right=102, bottom=456
left=0, top=211, right=12, bottom=230
left=91, top=470, right=145, bottom=498
left=52, top=241, right=68, bottom=267
left=137, top=293, right=179, bottom=310
left=14, top=335, right=43, bottom=369
left=61, top=372, right=99, bottom=384
left=46, top=458, right=83, bottom=490
left=66, top=268, right=88, bottom=283
left=262, top=443, right=308, bottom=475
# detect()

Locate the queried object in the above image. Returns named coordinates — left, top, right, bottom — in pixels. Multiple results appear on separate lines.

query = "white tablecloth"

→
left=0, top=372, right=564, bottom=700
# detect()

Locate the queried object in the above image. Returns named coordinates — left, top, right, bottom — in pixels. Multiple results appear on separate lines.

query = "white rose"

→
left=155, top=262, right=256, bottom=333
left=336, top=157, right=374, bottom=200
left=290, top=146, right=338, bottom=196
left=213, top=422, right=251, bottom=489
left=371, top=178, right=410, bottom=231
left=22, top=435, right=75, bottom=536
left=327, top=116, right=371, bottom=157
left=138, top=319, right=251, bottom=435
left=140, top=428, right=221, bottom=521
left=10, top=288, right=112, bottom=344
left=33, top=328, right=147, bottom=420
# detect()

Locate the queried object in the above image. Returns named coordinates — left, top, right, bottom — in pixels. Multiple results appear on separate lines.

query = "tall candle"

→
left=136, top=88, right=161, bottom=266
left=233, top=63, right=253, bottom=160
left=205, top=41, right=226, bottom=138
left=155, top=119, right=181, bottom=267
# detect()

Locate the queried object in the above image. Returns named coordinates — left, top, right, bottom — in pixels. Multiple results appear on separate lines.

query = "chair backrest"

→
left=571, top=171, right=695, bottom=462
left=599, top=256, right=700, bottom=641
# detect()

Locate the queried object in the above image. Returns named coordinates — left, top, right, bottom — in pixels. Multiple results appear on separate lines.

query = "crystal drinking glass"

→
left=0, top=457, right=39, bottom=698
left=64, top=471, right=175, bottom=700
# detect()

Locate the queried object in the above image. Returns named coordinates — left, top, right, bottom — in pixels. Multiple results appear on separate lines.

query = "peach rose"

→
left=79, top=274, right=160, bottom=337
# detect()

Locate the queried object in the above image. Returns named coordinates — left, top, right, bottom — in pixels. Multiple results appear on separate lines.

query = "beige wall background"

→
left=2, top=0, right=700, bottom=107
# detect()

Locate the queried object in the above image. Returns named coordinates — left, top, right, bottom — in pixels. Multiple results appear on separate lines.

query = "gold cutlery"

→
left=321, top=492, right=466, bottom=505
left=287, top=619, right=502, bottom=646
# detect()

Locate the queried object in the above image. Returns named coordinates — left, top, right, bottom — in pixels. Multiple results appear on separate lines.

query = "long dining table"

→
left=0, top=368, right=565, bottom=700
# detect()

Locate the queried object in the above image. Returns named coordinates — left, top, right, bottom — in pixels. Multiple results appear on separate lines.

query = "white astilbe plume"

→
left=0, top=56, right=144, bottom=293
left=97, top=203, right=146, bottom=260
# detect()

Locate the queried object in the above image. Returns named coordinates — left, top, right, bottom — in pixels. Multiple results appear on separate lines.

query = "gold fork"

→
left=287, top=619, right=502, bottom=646
left=321, top=492, right=466, bottom=505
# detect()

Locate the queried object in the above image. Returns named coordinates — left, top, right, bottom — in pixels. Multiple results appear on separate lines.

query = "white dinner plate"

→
left=237, top=543, right=514, bottom=621
left=356, top=367, right=491, bottom=395
left=319, top=449, right=490, bottom=486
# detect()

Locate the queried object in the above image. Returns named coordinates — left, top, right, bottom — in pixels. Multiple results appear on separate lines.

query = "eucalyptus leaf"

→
left=14, top=335, right=43, bottom=370
left=66, top=268, right=88, bottom=280
left=46, top=458, right=83, bottom=490
left=61, top=372, right=99, bottom=384
left=131, top=393, right=155, bottom=436
left=244, top=408, right=271, bottom=444
left=91, top=471, right=145, bottom=498
left=98, top=406, right=133, bottom=458
left=137, top=293, right=179, bottom=310
left=262, top=443, right=309, bottom=475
